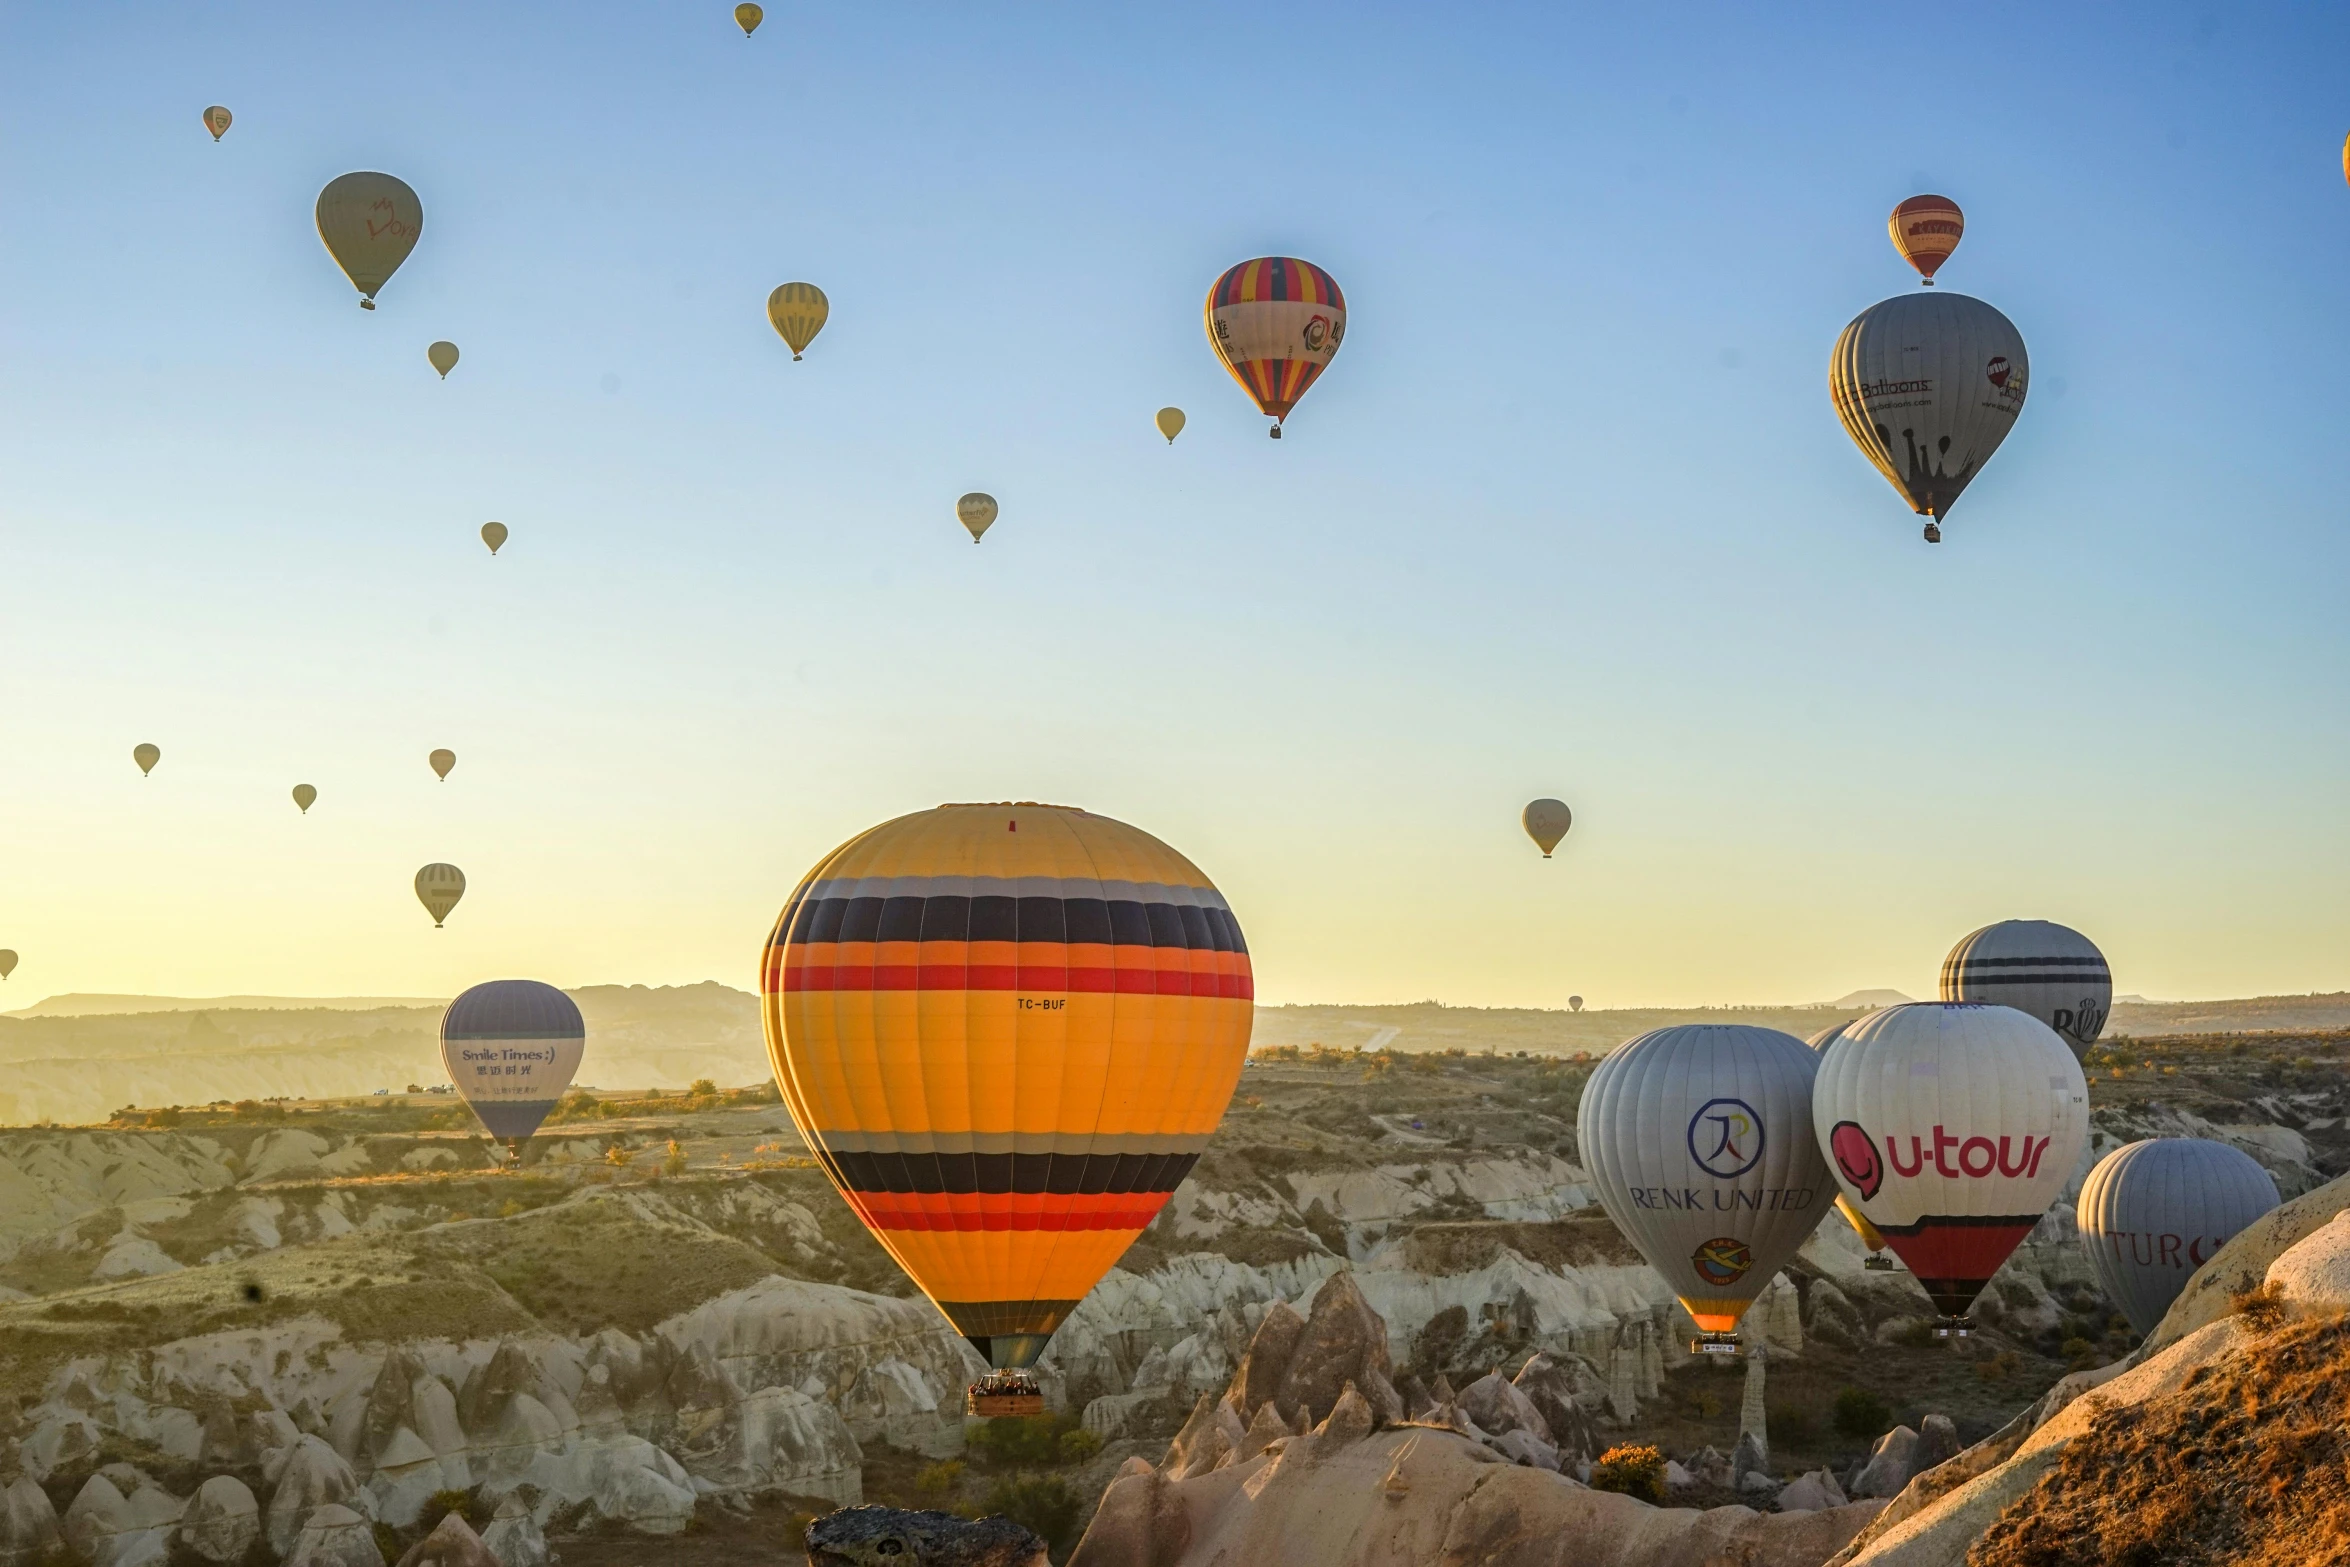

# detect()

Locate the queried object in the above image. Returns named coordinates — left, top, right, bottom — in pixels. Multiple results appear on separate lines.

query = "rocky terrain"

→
left=0, top=1018, right=2336, bottom=1563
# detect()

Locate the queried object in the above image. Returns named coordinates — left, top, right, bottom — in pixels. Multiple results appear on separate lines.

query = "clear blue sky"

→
left=2, top=3, right=2345, bottom=1009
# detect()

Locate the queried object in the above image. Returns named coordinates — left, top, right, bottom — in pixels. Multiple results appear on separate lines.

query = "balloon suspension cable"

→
left=1691, top=1331, right=1741, bottom=1357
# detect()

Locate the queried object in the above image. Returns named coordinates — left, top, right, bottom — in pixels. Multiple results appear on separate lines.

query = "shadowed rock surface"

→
left=804, top=1506, right=1046, bottom=1566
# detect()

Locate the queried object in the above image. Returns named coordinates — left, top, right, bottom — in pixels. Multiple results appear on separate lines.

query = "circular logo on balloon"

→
left=1691, top=1237, right=1755, bottom=1287
left=1829, top=1120, right=1882, bottom=1200
left=1301, top=315, right=1331, bottom=353
left=1687, top=1097, right=1764, bottom=1178
left=1985, top=356, right=2013, bottom=389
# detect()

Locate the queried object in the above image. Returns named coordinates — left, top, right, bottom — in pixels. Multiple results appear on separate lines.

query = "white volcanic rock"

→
left=477, top=1495, right=548, bottom=1567
left=284, top=1504, right=382, bottom=1567
left=0, top=1476, right=60, bottom=1565
left=63, top=1472, right=183, bottom=1567
left=93, top=1235, right=184, bottom=1280
left=1778, top=1468, right=1848, bottom=1513
left=1348, top=1247, right=1675, bottom=1371
left=2265, top=1208, right=2350, bottom=1314
left=389, top=1512, right=499, bottom=1567
left=0, top=1132, right=237, bottom=1245
left=1850, top=1426, right=1919, bottom=1500
left=268, top=1435, right=366, bottom=1555
left=178, top=1477, right=260, bottom=1564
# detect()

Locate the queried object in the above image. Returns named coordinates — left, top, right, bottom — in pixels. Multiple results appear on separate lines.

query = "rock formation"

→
left=804, top=1505, right=1047, bottom=1567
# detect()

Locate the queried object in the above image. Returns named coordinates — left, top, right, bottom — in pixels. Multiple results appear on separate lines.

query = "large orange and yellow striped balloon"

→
left=1205, top=257, right=1346, bottom=436
left=761, top=803, right=1252, bottom=1371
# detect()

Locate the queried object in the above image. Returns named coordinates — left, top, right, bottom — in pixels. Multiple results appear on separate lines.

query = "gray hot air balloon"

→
left=442, top=979, right=585, bottom=1158
left=415, top=863, right=465, bottom=927
left=1940, top=920, right=2111, bottom=1061
left=1576, top=1024, right=1833, bottom=1354
left=0, top=951, right=16, bottom=981
left=1830, top=291, right=2027, bottom=543
left=1568, top=996, right=1583, bottom=1013
left=1522, top=799, right=1572, bottom=858
left=2077, top=1138, right=2279, bottom=1336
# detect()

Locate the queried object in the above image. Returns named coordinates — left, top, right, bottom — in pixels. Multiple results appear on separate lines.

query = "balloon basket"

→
left=1931, top=1318, right=1972, bottom=1341
left=1691, top=1334, right=1740, bottom=1357
left=1269, top=426, right=1282, bottom=439
left=1864, top=1255, right=1896, bottom=1272
left=966, top=1371, right=1044, bottom=1419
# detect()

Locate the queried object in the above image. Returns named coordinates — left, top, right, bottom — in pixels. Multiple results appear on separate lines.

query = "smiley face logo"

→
left=1829, top=1120, right=1882, bottom=1201
left=1692, top=1237, right=1754, bottom=1287
left=1688, top=1098, right=1764, bottom=1178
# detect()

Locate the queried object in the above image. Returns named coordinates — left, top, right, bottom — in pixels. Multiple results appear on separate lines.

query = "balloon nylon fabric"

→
left=1205, top=257, right=1346, bottom=421
left=1576, top=1024, right=1832, bottom=1333
left=1814, top=1003, right=2087, bottom=1317
left=1940, top=920, right=2112, bottom=1059
left=1806, top=1021, right=1889, bottom=1254
left=762, top=804, right=1252, bottom=1370
left=2077, top=1138, right=2279, bottom=1336
left=315, top=172, right=422, bottom=302
left=441, top=980, right=586, bottom=1143
left=1829, top=291, right=2026, bottom=521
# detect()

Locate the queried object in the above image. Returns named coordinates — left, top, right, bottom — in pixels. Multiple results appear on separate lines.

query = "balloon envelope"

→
left=1568, top=996, right=1582, bottom=1012
left=1522, top=799, right=1572, bottom=857
left=1888, top=195, right=1964, bottom=282
left=1205, top=257, right=1345, bottom=431
left=1577, top=1025, right=1833, bottom=1341
left=429, top=749, right=456, bottom=781
left=956, top=493, right=997, bottom=542
left=133, top=743, right=160, bottom=776
left=767, top=283, right=828, bottom=359
left=1814, top=1003, right=2088, bottom=1320
left=316, top=172, right=422, bottom=308
left=428, top=341, right=459, bottom=378
left=0, top=952, right=16, bottom=980
left=2078, top=1138, right=2279, bottom=1335
left=442, top=980, right=586, bottom=1144
left=1155, top=407, right=1185, bottom=443
left=415, top=863, right=465, bottom=927
left=1830, top=291, right=2026, bottom=526
left=292, top=784, right=317, bottom=814
left=1807, top=1022, right=1891, bottom=1255
left=202, top=106, right=232, bottom=141
left=481, top=522, right=508, bottom=555
left=735, top=3, right=763, bottom=34
left=762, top=803, right=1253, bottom=1370
left=1940, top=920, right=2111, bottom=1061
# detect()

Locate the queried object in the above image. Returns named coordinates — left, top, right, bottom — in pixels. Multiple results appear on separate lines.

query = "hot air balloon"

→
left=1568, top=996, right=1583, bottom=1013
left=2342, top=131, right=2349, bottom=189
left=1830, top=292, right=2026, bottom=543
left=429, top=749, right=456, bottom=781
left=428, top=341, right=459, bottom=378
left=316, top=172, right=423, bottom=310
left=735, top=3, right=763, bottom=35
left=1814, top=1003, right=2088, bottom=1335
left=415, top=863, right=465, bottom=927
left=292, top=784, right=317, bottom=815
left=133, top=743, right=160, bottom=776
left=1205, top=257, right=1345, bottom=438
left=762, top=803, right=1253, bottom=1415
left=0, top=952, right=16, bottom=981
left=956, top=493, right=997, bottom=543
left=442, top=980, right=586, bottom=1159
left=1155, top=408, right=1185, bottom=444
left=1808, top=1021, right=1896, bottom=1270
left=1940, top=920, right=2111, bottom=1062
left=1522, top=799, right=1572, bottom=858
left=1577, top=1025, right=1833, bottom=1353
left=1888, top=195, right=1964, bottom=284
left=767, top=283, right=828, bottom=360
left=2078, top=1138, right=2278, bottom=1336
left=481, top=522, right=507, bottom=556
left=202, top=106, right=232, bottom=142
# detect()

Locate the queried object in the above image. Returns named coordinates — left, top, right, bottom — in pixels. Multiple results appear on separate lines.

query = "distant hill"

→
left=7, top=993, right=445, bottom=1018
left=1829, top=988, right=1915, bottom=1010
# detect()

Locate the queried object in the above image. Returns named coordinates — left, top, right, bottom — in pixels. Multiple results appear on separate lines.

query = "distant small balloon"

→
left=1888, top=195, right=1965, bottom=284
left=767, top=283, right=828, bottom=360
left=1522, top=798, right=1572, bottom=857
left=956, top=493, right=998, bottom=543
left=415, top=863, right=466, bottom=928
left=202, top=106, right=232, bottom=142
left=133, top=743, right=160, bottom=777
left=429, top=748, right=456, bottom=781
left=428, top=341, right=459, bottom=379
left=735, top=3, right=763, bottom=35
left=1568, top=996, right=1583, bottom=1013
left=292, top=784, right=317, bottom=815
left=1156, top=407, right=1186, bottom=444
left=316, top=171, right=423, bottom=310
left=481, top=522, right=508, bottom=555
left=0, top=952, right=17, bottom=981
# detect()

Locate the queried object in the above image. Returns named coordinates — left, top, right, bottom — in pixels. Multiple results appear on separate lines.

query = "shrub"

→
left=970, top=1413, right=1083, bottom=1467
left=688, top=1078, right=718, bottom=1097
left=973, top=1474, right=1082, bottom=1552
left=425, top=1490, right=474, bottom=1526
left=604, top=1144, right=632, bottom=1167
left=2060, top=1336, right=2097, bottom=1362
left=1833, top=1387, right=1891, bottom=1440
left=1689, top=1389, right=1723, bottom=1420
left=1591, top=1444, right=1665, bottom=1503
left=662, top=1140, right=688, bottom=1177
left=1057, top=1428, right=1103, bottom=1464
left=914, top=1460, right=965, bottom=1494
left=2234, top=1281, right=2287, bottom=1331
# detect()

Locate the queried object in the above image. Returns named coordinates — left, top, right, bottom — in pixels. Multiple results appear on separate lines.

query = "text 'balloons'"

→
left=767, top=283, right=828, bottom=360
left=429, top=749, right=456, bottom=781
left=1155, top=407, right=1186, bottom=444
left=415, top=863, right=466, bottom=928
left=292, top=784, right=317, bottom=815
left=1889, top=195, right=1964, bottom=283
left=1522, top=799, right=1572, bottom=857
left=442, top=980, right=586, bottom=1153
left=1206, top=257, right=1345, bottom=438
left=202, top=106, right=232, bottom=141
left=956, top=493, right=997, bottom=543
left=1830, top=291, right=2028, bottom=542
left=481, top=522, right=508, bottom=556
left=316, top=172, right=422, bottom=310
left=428, top=341, right=459, bottom=379
left=133, top=743, right=160, bottom=776
left=1941, top=920, right=2111, bottom=1062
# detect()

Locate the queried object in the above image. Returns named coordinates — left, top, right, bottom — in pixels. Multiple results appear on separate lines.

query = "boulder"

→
left=1237, top=1402, right=1290, bottom=1464
left=177, top=1477, right=260, bottom=1565
left=1271, top=1273, right=1392, bottom=1427
left=1911, top=1412, right=1960, bottom=1477
left=390, top=1512, right=500, bottom=1567
left=1164, top=1395, right=1246, bottom=1480
left=580, top=1435, right=698, bottom=1533
left=1730, top=1431, right=1769, bottom=1489
left=1066, top=1461, right=1188, bottom=1567
left=1777, top=1468, right=1848, bottom=1513
left=1663, top=1460, right=1697, bottom=1491
left=268, top=1434, right=366, bottom=1555
left=477, top=1495, right=549, bottom=1567
left=64, top=1472, right=183, bottom=1567
left=1226, top=1300, right=1305, bottom=1418
left=0, top=1476, right=60, bottom=1565
left=1509, top=1355, right=1598, bottom=1462
left=283, top=1504, right=382, bottom=1567
left=2265, top=1209, right=2350, bottom=1315
left=1849, top=1424, right=1919, bottom=1499
left=1456, top=1371, right=1550, bottom=1444
left=1685, top=1446, right=1732, bottom=1490
left=806, top=1506, right=1047, bottom=1567
left=1488, top=1428, right=1559, bottom=1471
left=1311, top=1382, right=1375, bottom=1448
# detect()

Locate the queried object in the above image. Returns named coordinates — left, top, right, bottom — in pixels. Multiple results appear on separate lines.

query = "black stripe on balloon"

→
left=1954, top=956, right=2108, bottom=970
left=780, top=895, right=1244, bottom=955
left=828, top=1150, right=1201, bottom=1197
left=1956, top=972, right=2113, bottom=986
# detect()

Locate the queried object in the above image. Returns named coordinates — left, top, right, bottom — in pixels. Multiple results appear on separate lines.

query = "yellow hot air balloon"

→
left=316, top=172, right=423, bottom=310
left=0, top=952, right=16, bottom=981
left=1888, top=195, right=1964, bottom=284
left=481, top=522, right=508, bottom=555
left=133, top=743, right=160, bottom=777
left=767, top=283, right=829, bottom=360
left=762, top=804, right=1252, bottom=1411
left=292, top=784, right=317, bottom=815
left=1155, top=407, right=1186, bottom=444
left=735, top=3, right=763, bottom=35
left=429, top=748, right=456, bottom=781
left=2340, top=130, right=2348, bottom=188
left=428, top=341, right=459, bottom=378
left=956, top=493, right=998, bottom=543
left=415, top=863, right=466, bottom=928
left=1521, top=799, right=1572, bottom=858
left=202, top=106, right=232, bottom=142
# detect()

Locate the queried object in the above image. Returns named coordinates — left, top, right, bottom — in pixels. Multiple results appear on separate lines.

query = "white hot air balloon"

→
left=1830, top=292, right=2027, bottom=544
left=1808, top=1021, right=1896, bottom=1270
left=2078, top=1139, right=2279, bottom=1336
left=442, top=979, right=586, bottom=1159
left=1815, top=1003, right=2087, bottom=1336
left=1940, top=920, right=2111, bottom=1061
left=1577, top=1024, right=1833, bottom=1354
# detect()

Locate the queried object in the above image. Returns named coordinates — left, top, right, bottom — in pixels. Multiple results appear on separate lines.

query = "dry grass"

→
left=1969, top=1313, right=2350, bottom=1567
